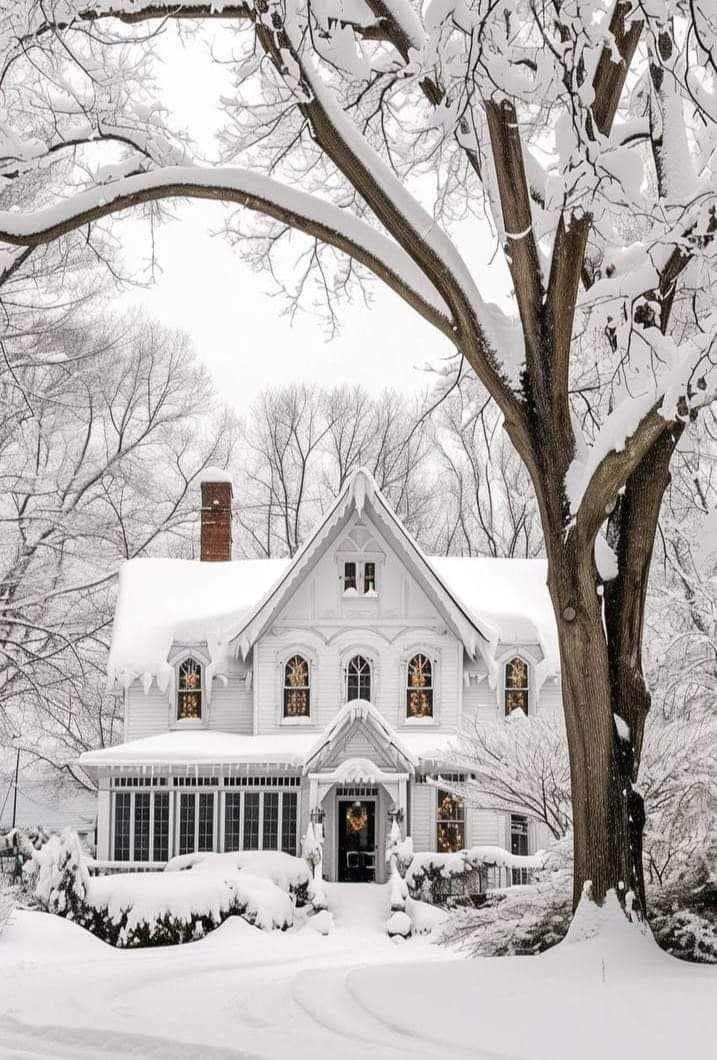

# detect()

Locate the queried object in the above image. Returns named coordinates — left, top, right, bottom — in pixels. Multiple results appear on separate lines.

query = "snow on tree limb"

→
left=0, top=164, right=455, bottom=336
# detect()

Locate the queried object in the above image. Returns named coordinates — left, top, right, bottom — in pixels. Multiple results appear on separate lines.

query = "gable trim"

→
left=230, top=469, right=491, bottom=660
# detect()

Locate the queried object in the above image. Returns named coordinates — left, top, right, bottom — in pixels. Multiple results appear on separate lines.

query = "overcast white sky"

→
left=116, top=25, right=511, bottom=415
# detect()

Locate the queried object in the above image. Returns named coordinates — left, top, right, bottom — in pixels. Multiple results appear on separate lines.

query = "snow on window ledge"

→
left=403, top=716, right=436, bottom=726
left=280, top=715, right=314, bottom=726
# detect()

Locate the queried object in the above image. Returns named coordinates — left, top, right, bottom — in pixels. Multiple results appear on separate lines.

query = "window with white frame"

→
left=504, top=657, right=529, bottom=716
left=406, top=654, right=434, bottom=718
left=436, top=789, right=465, bottom=853
left=177, top=657, right=203, bottom=721
left=283, top=655, right=310, bottom=718
left=342, top=559, right=378, bottom=596
left=222, top=790, right=298, bottom=854
left=112, top=786, right=170, bottom=863
left=346, top=654, right=372, bottom=701
left=178, top=790, right=216, bottom=855
left=510, top=813, right=530, bottom=884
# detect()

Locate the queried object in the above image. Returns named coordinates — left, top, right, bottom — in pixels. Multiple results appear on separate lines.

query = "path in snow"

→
left=0, top=890, right=464, bottom=1060
left=1, top=893, right=712, bottom=1060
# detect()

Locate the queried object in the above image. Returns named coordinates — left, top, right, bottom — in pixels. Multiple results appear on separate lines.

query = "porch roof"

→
left=78, top=725, right=457, bottom=773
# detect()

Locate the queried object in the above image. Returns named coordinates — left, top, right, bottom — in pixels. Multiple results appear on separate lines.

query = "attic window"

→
left=342, top=560, right=377, bottom=596
left=505, top=657, right=529, bottom=716
left=177, top=658, right=202, bottom=720
left=343, top=561, right=357, bottom=593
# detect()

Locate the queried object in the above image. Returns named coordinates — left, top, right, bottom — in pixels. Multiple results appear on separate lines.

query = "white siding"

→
left=124, top=657, right=253, bottom=740
left=410, top=784, right=434, bottom=852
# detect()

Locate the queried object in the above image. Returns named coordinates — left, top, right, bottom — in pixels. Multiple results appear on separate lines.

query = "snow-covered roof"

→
left=106, top=469, right=559, bottom=691
left=107, top=557, right=289, bottom=692
left=78, top=725, right=458, bottom=772
left=429, top=557, right=558, bottom=681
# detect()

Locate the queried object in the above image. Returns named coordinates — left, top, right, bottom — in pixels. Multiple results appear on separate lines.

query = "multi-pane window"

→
left=113, top=792, right=131, bottom=861
left=198, top=793, right=215, bottom=851
left=179, top=793, right=196, bottom=856
left=224, top=793, right=242, bottom=852
left=363, top=562, right=376, bottom=594
left=281, top=792, right=298, bottom=854
left=153, top=792, right=170, bottom=862
left=262, top=792, right=279, bottom=850
left=511, top=814, right=530, bottom=884
left=406, top=654, right=433, bottom=718
left=243, top=792, right=260, bottom=850
left=343, top=561, right=357, bottom=592
left=436, top=789, right=465, bottom=853
left=177, top=657, right=202, bottom=720
left=505, top=657, right=529, bottom=716
left=133, top=792, right=151, bottom=861
left=113, top=788, right=168, bottom=862
left=347, top=655, right=371, bottom=701
left=284, top=655, right=310, bottom=718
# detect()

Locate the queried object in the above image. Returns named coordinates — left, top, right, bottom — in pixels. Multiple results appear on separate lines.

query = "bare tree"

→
left=1, top=0, right=715, bottom=917
left=0, top=305, right=237, bottom=787
left=236, top=382, right=436, bottom=555
left=433, top=386, right=543, bottom=557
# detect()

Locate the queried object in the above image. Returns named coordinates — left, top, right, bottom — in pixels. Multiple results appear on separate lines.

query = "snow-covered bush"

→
left=33, top=830, right=89, bottom=919
left=165, top=851, right=311, bottom=907
left=301, top=823, right=327, bottom=912
left=406, top=846, right=543, bottom=905
left=0, top=827, right=51, bottom=891
left=648, top=856, right=717, bottom=964
left=440, top=839, right=572, bottom=956
left=84, top=868, right=294, bottom=948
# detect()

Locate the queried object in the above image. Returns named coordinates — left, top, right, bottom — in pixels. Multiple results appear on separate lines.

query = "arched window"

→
left=505, top=657, right=529, bottom=716
left=406, top=654, right=433, bottom=718
left=177, top=658, right=202, bottom=720
left=347, top=655, right=371, bottom=702
left=284, top=655, right=310, bottom=718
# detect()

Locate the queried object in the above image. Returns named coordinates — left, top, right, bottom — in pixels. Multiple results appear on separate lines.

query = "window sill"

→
left=281, top=716, right=314, bottom=726
left=403, top=716, right=436, bottom=726
left=342, top=590, right=379, bottom=600
left=172, top=719, right=206, bottom=730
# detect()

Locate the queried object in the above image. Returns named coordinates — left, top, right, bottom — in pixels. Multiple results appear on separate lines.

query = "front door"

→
left=338, top=799, right=376, bottom=882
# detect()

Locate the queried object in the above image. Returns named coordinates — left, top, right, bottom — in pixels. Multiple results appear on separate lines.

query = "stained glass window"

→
left=407, top=654, right=433, bottom=718
left=436, top=789, right=465, bottom=853
left=347, top=655, right=371, bottom=701
left=177, top=657, right=202, bottom=720
left=284, top=655, right=310, bottom=717
left=505, top=657, right=529, bottom=716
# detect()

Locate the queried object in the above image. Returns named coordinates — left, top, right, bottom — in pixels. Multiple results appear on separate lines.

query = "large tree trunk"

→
left=545, top=536, right=647, bottom=913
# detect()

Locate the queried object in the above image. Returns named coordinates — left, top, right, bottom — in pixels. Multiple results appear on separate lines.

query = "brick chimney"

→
left=199, top=469, right=233, bottom=562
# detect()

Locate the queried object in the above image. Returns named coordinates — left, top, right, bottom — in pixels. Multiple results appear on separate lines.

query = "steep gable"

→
left=230, top=469, right=490, bottom=659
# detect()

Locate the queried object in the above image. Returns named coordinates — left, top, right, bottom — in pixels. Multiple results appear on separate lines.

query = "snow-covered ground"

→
left=0, top=884, right=713, bottom=1060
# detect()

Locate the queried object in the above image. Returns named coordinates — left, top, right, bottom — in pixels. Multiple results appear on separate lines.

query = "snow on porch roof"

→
left=78, top=728, right=459, bottom=772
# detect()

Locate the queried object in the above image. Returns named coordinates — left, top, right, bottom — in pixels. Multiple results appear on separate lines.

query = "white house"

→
left=79, top=468, right=560, bottom=884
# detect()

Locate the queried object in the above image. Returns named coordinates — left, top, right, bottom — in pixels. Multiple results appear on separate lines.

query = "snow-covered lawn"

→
left=1, top=884, right=712, bottom=1060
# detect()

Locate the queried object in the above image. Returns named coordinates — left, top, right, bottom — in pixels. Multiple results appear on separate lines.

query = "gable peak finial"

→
left=350, top=467, right=375, bottom=517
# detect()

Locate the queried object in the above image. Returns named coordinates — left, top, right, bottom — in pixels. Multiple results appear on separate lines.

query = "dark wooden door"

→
left=338, top=800, right=376, bottom=882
